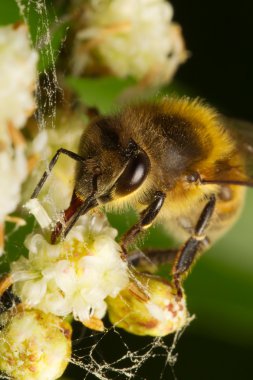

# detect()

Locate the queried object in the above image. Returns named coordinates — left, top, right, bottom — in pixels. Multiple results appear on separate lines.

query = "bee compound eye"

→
left=115, top=151, right=150, bottom=196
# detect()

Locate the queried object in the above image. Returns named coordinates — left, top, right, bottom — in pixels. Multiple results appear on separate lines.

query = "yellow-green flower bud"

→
left=107, top=273, right=188, bottom=337
left=0, top=309, right=72, bottom=380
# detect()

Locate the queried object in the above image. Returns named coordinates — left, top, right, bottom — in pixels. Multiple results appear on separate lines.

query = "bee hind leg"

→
left=128, top=248, right=178, bottom=273
left=172, top=194, right=216, bottom=297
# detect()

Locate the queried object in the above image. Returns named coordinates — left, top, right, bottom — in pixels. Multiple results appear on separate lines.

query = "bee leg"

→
left=172, top=194, right=216, bottom=296
left=120, top=191, right=166, bottom=256
left=31, top=148, right=85, bottom=199
left=128, top=248, right=177, bottom=273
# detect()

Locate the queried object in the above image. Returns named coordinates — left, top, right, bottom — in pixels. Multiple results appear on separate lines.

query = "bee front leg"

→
left=31, top=148, right=86, bottom=199
left=120, top=191, right=166, bottom=256
left=172, top=194, right=216, bottom=296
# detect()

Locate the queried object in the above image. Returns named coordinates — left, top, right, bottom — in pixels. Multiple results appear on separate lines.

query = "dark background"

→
left=173, top=0, right=253, bottom=120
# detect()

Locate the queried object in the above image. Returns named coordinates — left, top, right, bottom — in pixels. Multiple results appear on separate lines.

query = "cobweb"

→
left=8, top=1, right=194, bottom=379
left=68, top=317, right=194, bottom=380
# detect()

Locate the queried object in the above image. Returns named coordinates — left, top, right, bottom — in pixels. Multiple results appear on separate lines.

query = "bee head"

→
left=73, top=117, right=150, bottom=203
left=52, top=117, right=150, bottom=242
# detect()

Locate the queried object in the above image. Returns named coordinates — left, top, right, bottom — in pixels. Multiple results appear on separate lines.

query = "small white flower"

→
left=24, top=198, right=52, bottom=229
left=71, top=0, right=187, bottom=86
left=11, top=212, right=129, bottom=326
left=0, top=23, right=38, bottom=129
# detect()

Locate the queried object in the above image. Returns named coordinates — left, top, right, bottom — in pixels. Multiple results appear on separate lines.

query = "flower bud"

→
left=70, top=0, right=187, bottom=86
left=0, top=309, right=72, bottom=380
left=107, top=273, right=188, bottom=337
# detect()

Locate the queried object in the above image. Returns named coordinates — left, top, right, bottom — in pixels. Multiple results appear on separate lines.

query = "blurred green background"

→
left=1, top=0, right=253, bottom=379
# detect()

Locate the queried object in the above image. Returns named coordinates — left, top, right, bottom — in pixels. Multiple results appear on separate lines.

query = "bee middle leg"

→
left=120, top=191, right=166, bottom=256
left=172, top=194, right=216, bottom=295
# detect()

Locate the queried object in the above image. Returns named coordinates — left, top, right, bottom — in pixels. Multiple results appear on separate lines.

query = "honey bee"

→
left=32, top=97, right=253, bottom=294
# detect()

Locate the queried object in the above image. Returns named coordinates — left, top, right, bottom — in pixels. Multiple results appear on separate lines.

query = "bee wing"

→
left=224, top=117, right=253, bottom=181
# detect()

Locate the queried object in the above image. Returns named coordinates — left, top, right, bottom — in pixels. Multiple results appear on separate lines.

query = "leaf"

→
left=0, top=215, right=34, bottom=273
left=0, top=0, right=20, bottom=25
left=66, top=76, right=136, bottom=114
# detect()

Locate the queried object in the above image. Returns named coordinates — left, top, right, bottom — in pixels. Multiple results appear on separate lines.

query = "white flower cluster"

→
left=0, top=23, right=38, bottom=254
left=0, top=24, right=38, bottom=129
left=11, top=212, right=129, bottom=325
left=71, top=0, right=187, bottom=85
